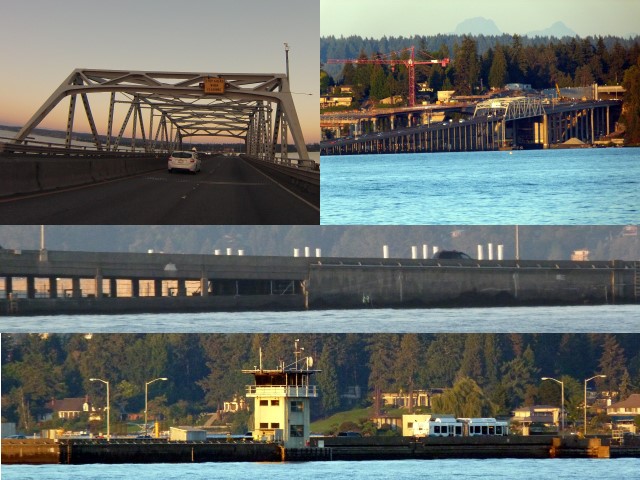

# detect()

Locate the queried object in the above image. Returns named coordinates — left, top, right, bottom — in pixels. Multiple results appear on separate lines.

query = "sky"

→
left=321, top=0, right=640, bottom=38
left=0, top=0, right=320, bottom=143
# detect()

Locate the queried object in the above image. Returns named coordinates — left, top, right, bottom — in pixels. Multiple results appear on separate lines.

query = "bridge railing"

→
left=0, top=141, right=165, bottom=158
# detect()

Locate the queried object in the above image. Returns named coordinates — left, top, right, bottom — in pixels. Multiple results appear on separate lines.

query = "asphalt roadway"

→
left=0, top=155, right=319, bottom=224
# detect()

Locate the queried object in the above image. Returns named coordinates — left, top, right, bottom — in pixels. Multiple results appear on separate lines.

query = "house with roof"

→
left=512, top=405, right=561, bottom=435
left=607, top=393, right=640, bottom=433
left=40, top=396, right=101, bottom=422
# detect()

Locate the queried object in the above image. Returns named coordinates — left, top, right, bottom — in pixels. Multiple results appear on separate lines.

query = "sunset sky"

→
left=0, top=0, right=320, bottom=143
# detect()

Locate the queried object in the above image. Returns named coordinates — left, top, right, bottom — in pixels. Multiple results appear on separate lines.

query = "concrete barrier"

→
left=0, top=159, right=40, bottom=196
left=0, top=155, right=165, bottom=197
left=91, top=158, right=128, bottom=181
left=37, top=159, right=94, bottom=190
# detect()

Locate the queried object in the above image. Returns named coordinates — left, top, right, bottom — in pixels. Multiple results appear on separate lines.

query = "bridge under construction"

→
left=320, top=97, right=622, bottom=155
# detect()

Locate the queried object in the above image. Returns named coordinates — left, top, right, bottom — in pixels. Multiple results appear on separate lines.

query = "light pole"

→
left=284, top=43, right=290, bottom=83
left=90, top=378, right=110, bottom=440
left=145, top=377, right=168, bottom=436
left=584, top=374, right=606, bottom=436
left=542, top=377, right=564, bottom=434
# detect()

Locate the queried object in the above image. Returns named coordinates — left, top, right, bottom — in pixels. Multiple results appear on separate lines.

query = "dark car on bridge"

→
left=433, top=250, right=473, bottom=260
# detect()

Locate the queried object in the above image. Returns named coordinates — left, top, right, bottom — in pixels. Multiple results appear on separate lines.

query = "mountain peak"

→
left=526, top=21, right=577, bottom=38
left=454, top=17, right=502, bottom=36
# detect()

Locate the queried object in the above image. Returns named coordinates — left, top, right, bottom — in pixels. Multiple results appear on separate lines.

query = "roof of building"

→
left=608, top=393, right=640, bottom=409
left=50, top=397, right=87, bottom=412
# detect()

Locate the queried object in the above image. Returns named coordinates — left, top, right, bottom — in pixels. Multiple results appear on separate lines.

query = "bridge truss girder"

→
left=474, top=96, right=545, bottom=121
left=12, top=69, right=309, bottom=163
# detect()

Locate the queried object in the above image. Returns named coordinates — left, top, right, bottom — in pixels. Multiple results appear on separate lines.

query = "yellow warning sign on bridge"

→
left=203, top=77, right=225, bottom=94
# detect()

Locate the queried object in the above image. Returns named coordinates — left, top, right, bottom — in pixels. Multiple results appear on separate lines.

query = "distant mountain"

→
left=454, top=17, right=502, bottom=36
left=526, top=21, right=577, bottom=38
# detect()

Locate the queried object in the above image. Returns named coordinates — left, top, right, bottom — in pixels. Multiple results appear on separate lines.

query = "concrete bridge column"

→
left=72, top=277, right=81, bottom=298
left=95, top=270, right=103, bottom=298
left=200, top=273, right=208, bottom=297
left=542, top=114, right=549, bottom=149
left=408, top=113, right=413, bottom=127
left=50, top=277, right=58, bottom=299
left=154, top=279, right=162, bottom=297
left=371, top=118, right=377, bottom=133
left=132, top=279, right=140, bottom=298
left=390, top=115, right=395, bottom=130
left=110, top=278, right=118, bottom=298
left=27, top=276, right=36, bottom=299
left=4, top=277, right=12, bottom=299
left=177, top=281, right=187, bottom=297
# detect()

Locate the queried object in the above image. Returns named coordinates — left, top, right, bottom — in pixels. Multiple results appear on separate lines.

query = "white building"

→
left=169, top=426, right=207, bottom=441
left=243, top=343, right=320, bottom=448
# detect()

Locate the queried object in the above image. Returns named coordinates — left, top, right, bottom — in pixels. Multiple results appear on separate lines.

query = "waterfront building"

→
left=607, top=393, right=640, bottom=434
left=243, top=342, right=320, bottom=448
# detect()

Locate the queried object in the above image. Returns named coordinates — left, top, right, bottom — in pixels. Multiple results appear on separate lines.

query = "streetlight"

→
left=584, top=374, right=606, bottom=436
left=145, top=377, right=168, bottom=436
left=542, top=377, right=564, bottom=434
left=89, top=378, right=110, bottom=440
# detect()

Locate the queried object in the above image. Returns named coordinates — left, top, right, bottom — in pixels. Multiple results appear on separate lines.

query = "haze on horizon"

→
left=0, top=0, right=320, bottom=144
left=321, top=0, right=640, bottom=39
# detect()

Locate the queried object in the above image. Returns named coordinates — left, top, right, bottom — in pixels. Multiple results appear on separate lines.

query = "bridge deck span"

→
left=1, top=249, right=637, bottom=314
left=0, top=153, right=319, bottom=224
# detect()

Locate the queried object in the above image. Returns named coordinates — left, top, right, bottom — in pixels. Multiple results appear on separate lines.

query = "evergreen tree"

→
left=500, top=346, right=539, bottom=409
left=317, top=341, right=340, bottom=415
left=367, top=335, right=399, bottom=416
left=488, top=44, right=508, bottom=88
left=453, top=36, right=480, bottom=95
left=369, top=63, right=390, bottom=101
left=622, top=57, right=640, bottom=144
left=598, top=334, right=628, bottom=398
left=394, top=334, right=422, bottom=413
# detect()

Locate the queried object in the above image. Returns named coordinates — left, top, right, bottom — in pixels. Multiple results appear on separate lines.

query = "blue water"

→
left=320, top=148, right=640, bottom=225
left=1, top=305, right=638, bottom=333
left=2, top=458, right=639, bottom=480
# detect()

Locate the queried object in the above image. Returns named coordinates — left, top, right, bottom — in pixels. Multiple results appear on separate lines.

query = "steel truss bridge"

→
left=10, top=68, right=312, bottom=168
left=473, top=96, right=545, bottom=121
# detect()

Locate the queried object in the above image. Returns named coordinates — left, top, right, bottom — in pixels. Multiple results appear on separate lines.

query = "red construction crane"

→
left=327, top=46, right=450, bottom=107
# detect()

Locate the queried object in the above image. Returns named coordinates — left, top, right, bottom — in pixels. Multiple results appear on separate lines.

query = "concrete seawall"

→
left=5, top=437, right=624, bottom=464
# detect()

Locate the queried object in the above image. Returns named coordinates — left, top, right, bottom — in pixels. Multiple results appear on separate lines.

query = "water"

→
left=320, top=148, right=640, bottom=225
left=2, top=458, right=639, bottom=480
left=1, top=305, right=638, bottom=333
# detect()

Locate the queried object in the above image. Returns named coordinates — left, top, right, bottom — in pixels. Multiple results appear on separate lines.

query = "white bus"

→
left=413, top=417, right=509, bottom=437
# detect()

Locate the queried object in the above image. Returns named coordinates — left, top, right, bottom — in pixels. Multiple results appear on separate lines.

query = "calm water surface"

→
left=2, top=458, right=639, bottom=480
left=1, top=305, right=638, bottom=333
left=320, top=148, right=640, bottom=225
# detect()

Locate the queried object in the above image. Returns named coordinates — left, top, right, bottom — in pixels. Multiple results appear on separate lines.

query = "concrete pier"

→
left=2, top=436, right=621, bottom=464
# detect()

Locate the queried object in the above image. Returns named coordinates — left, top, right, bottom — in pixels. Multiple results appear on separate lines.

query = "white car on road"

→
left=168, top=150, right=201, bottom=173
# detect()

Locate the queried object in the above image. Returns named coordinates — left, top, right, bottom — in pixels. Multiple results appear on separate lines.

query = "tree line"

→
left=2, top=333, right=638, bottom=433
left=321, top=34, right=640, bottom=143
